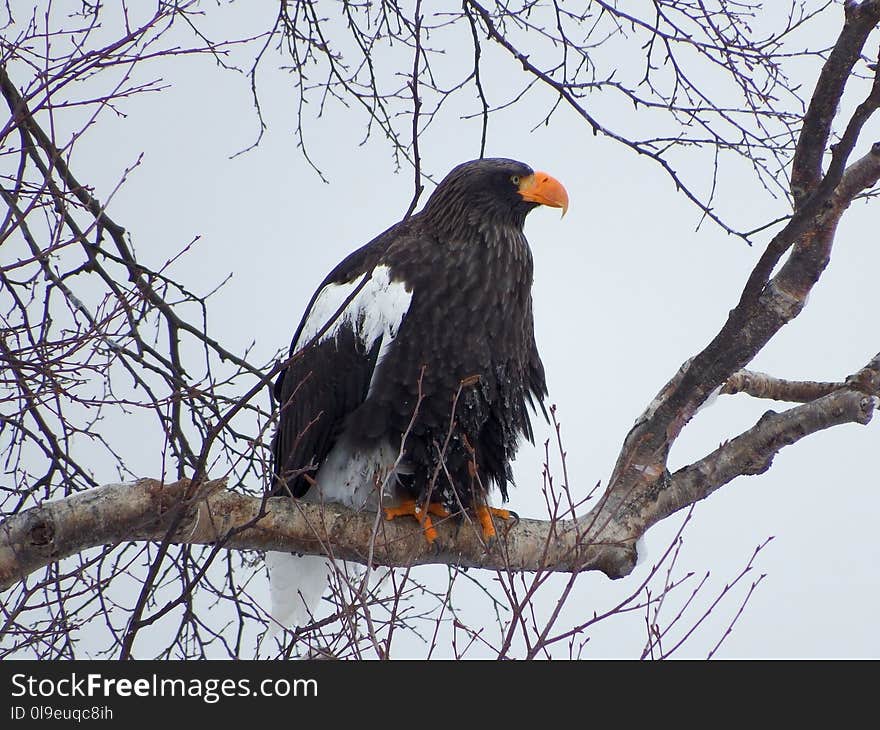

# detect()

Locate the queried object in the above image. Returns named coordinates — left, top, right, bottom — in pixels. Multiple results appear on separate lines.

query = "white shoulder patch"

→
left=295, top=264, right=412, bottom=354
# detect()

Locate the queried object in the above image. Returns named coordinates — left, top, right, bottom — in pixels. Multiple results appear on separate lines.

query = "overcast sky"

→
left=8, top=2, right=879, bottom=658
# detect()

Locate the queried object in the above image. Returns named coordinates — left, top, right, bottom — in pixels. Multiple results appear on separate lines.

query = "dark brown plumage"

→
left=272, top=157, right=567, bottom=510
left=267, top=158, right=568, bottom=627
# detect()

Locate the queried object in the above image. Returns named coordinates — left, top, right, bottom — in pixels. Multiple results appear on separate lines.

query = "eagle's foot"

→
left=474, top=505, right=517, bottom=544
left=384, top=499, right=450, bottom=546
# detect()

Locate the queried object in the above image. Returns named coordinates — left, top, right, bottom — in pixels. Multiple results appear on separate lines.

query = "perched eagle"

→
left=268, top=158, right=568, bottom=629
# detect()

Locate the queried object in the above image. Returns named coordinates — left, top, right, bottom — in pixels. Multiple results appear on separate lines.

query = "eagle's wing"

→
left=525, top=327, right=549, bottom=439
left=271, top=228, right=412, bottom=498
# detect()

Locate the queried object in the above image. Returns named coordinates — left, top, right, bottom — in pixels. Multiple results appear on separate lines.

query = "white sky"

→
left=7, top=2, right=879, bottom=658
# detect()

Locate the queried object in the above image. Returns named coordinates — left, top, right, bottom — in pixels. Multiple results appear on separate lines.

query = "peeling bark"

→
left=3, top=352, right=876, bottom=596
left=722, top=370, right=842, bottom=402
left=0, top=478, right=629, bottom=592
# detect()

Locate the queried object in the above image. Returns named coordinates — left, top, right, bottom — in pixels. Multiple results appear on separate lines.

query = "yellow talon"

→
left=475, top=505, right=512, bottom=541
left=384, top=498, right=450, bottom=545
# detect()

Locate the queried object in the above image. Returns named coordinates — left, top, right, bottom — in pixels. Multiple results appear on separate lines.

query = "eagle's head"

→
left=422, top=158, right=568, bottom=231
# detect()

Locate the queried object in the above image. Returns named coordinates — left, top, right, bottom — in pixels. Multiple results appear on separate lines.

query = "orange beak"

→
left=518, top=171, right=569, bottom=217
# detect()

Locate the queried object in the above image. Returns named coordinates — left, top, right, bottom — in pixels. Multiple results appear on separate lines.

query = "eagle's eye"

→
left=510, top=174, right=521, bottom=185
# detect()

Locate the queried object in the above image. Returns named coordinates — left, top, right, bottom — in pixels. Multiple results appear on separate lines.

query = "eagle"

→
left=267, top=158, right=568, bottom=629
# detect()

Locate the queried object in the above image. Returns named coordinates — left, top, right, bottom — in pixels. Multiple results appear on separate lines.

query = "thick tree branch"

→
left=835, top=142, right=880, bottom=203
left=4, top=352, right=878, bottom=595
left=790, top=0, right=880, bottom=205
left=722, top=354, right=880, bottom=403
left=645, top=389, right=878, bottom=533
left=722, top=370, right=843, bottom=402
left=590, top=5, right=880, bottom=549
left=0, top=478, right=616, bottom=593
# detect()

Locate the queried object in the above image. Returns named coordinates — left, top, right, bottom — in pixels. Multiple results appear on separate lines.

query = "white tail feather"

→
left=266, top=552, right=331, bottom=633
left=267, top=438, right=400, bottom=634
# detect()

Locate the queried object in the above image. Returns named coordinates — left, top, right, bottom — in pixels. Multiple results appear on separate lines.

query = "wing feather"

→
left=272, top=261, right=412, bottom=497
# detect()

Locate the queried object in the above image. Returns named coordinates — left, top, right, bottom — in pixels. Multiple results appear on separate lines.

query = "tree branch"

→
left=645, top=389, right=878, bottom=533
left=790, top=0, right=880, bottom=205
left=721, top=354, right=880, bottom=404
left=587, top=5, right=880, bottom=552
left=0, top=478, right=614, bottom=593
left=4, top=352, right=877, bottom=596
left=835, top=142, right=880, bottom=203
left=722, top=370, right=842, bottom=402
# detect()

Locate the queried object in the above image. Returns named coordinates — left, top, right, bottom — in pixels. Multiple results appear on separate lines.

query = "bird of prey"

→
left=268, top=157, right=568, bottom=629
